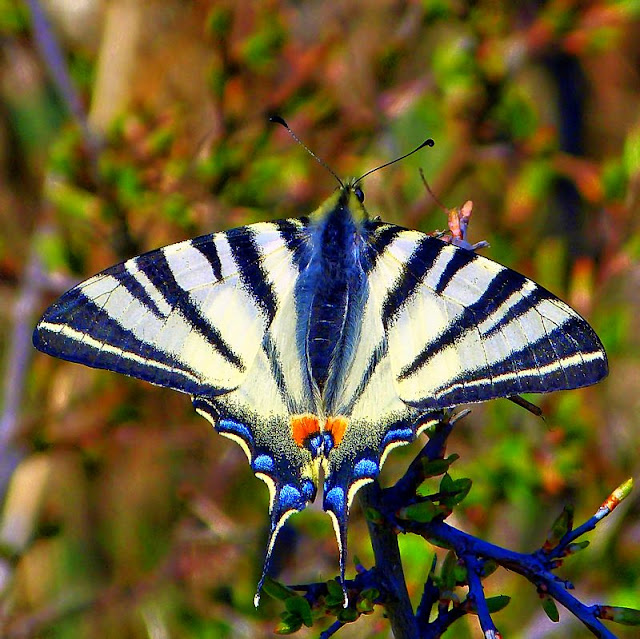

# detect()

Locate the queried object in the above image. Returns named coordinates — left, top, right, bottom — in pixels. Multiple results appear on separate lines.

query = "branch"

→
left=463, top=554, right=501, bottom=639
left=407, top=518, right=620, bottom=639
left=359, top=481, right=420, bottom=639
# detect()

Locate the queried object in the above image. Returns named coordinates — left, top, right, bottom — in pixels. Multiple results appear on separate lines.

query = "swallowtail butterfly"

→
left=33, top=130, right=608, bottom=606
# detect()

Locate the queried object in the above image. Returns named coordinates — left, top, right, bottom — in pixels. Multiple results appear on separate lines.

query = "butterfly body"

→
left=33, top=180, right=607, bottom=605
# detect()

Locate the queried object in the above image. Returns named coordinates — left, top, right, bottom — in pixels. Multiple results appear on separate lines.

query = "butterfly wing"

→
left=323, top=222, right=607, bottom=582
left=33, top=219, right=319, bottom=601
left=378, top=228, right=608, bottom=409
left=34, top=220, right=307, bottom=395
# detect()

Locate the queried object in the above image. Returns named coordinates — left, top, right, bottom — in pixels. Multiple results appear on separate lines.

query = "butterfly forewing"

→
left=33, top=220, right=311, bottom=397
left=374, top=229, right=608, bottom=409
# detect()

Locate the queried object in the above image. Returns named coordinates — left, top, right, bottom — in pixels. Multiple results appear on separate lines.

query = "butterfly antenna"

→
left=418, top=167, right=449, bottom=213
left=269, top=115, right=344, bottom=188
left=354, top=138, right=435, bottom=185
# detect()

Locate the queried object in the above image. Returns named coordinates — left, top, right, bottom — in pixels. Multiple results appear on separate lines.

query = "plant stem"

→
left=359, top=482, right=419, bottom=639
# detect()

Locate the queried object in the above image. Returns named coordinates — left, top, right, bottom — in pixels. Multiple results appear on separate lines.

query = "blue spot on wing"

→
left=217, top=418, right=256, bottom=447
left=278, top=484, right=305, bottom=510
left=308, top=434, right=323, bottom=457
left=301, top=479, right=316, bottom=502
left=252, top=454, right=275, bottom=473
left=324, top=486, right=345, bottom=513
left=323, top=432, right=335, bottom=453
left=381, top=427, right=414, bottom=449
left=353, top=458, right=378, bottom=479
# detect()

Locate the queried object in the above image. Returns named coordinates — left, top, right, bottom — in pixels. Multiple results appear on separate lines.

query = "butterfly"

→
left=33, top=131, right=608, bottom=607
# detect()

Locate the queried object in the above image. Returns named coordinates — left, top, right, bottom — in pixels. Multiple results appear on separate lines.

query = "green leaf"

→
left=360, top=588, right=380, bottom=602
left=356, top=596, right=375, bottom=614
left=419, top=454, right=460, bottom=482
left=337, top=606, right=358, bottom=623
left=400, top=501, right=442, bottom=523
left=598, top=605, right=640, bottom=626
left=326, top=579, right=345, bottom=608
left=449, top=478, right=473, bottom=505
left=565, top=540, right=590, bottom=555
left=262, top=576, right=296, bottom=602
left=440, top=550, right=459, bottom=589
left=440, top=472, right=454, bottom=494
left=285, top=596, right=313, bottom=627
left=544, top=505, right=574, bottom=549
left=275, top=612, right=302, bottom=635
left=486, top=595, right=511, bottom=613
left=542, top=596, right=560, bottom=622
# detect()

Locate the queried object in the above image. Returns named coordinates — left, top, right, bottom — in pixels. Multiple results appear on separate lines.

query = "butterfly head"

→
left=309, top=180, right=371, bottom=227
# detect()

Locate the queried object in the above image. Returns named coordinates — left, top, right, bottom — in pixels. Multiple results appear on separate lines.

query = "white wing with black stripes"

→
left=33, top=218, right=331, bottom=605
left=375, top=227, right=607, bottom=409
left=322, top=221, right=607, bottom=580
left=34, top=220, right=310, bottom=398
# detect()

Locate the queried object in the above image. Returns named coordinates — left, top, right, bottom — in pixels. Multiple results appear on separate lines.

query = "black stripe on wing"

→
left=398, top=267, right=525, bottom=381
left=119, top=263, right=167, bottom=318
left=135, top=249, right=245, bottom=370
left=274, top=218, right=313, bottom=270
left=361, top=222, right=404, bottom=274
left=191, top=235, right=223, bottom=281
left=381, top=236, right=441, bottom=328
left=33, top=290, right=214, bottom=395
left=226, top=228, right=279, bottom=323
left=425, top=316, right=607, bottom=409
left=340, top=339, right=388, bottom=414
left=433, top=248, right=476, bottom=294
left=262, top=332, right=289, bottom=403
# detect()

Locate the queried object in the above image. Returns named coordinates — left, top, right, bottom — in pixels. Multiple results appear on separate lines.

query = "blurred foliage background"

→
left=1, top=1, right=639, bottom=637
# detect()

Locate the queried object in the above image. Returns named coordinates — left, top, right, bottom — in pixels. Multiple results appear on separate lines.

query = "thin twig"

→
left=25, top=0, right=98, bottom=155
left=464, top=554, right=501, bottom=639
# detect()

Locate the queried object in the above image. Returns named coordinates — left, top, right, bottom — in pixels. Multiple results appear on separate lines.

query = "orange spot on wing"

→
left=291, top=414, right=321, bottom=447
left=325, top=416, right=348, bottom=447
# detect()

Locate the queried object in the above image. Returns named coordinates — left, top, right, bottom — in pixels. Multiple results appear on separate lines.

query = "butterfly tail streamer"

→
left=253, top=502, right=303, bottom=607
left=324, top=497, right=350, bottom=608
left=192, top=397, right=317, bottom=607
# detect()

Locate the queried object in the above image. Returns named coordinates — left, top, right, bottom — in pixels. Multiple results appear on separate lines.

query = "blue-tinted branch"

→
left=270, top=415, right=634, bottom=638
